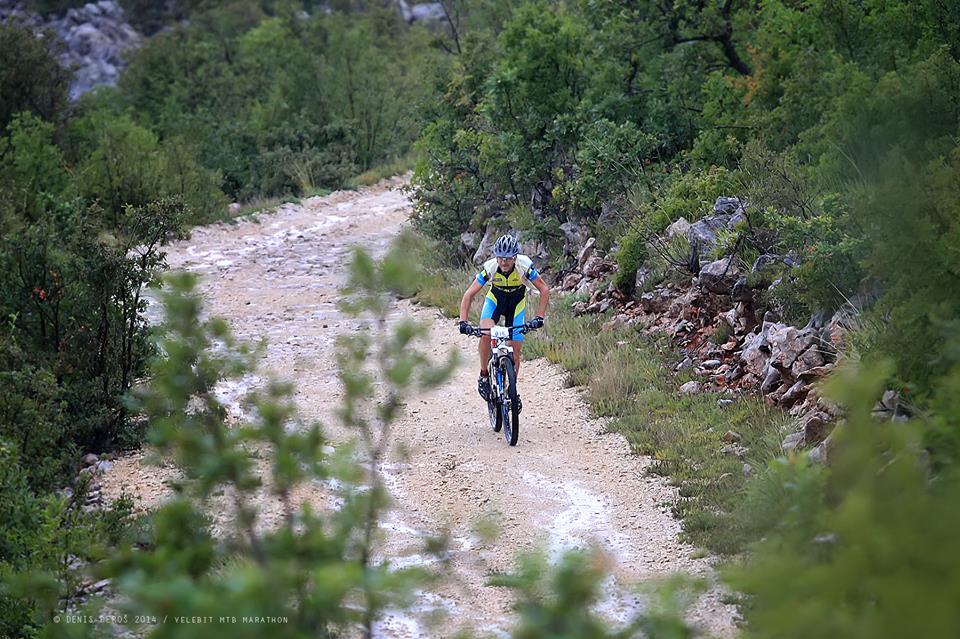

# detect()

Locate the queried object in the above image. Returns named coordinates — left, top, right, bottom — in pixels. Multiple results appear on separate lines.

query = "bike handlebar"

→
left=468, top=323, right=539, bottom=338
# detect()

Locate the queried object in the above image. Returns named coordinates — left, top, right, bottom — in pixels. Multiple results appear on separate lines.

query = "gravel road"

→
left=102, top=178, right=738, bottom=638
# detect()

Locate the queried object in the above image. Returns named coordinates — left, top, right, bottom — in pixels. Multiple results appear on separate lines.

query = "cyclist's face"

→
left=497, top=256, right=516, bottom=271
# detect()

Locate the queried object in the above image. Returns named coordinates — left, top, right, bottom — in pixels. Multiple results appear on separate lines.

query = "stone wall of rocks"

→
left=0, top=0, right=142, bottom=99
left=546, top=196, right=866, bottom=463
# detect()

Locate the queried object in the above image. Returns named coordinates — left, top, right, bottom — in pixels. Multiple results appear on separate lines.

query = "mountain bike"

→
left=470, top=323, right=537, bottom=446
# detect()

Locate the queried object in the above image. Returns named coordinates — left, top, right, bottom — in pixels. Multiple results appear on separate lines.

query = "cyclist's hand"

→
left=458, top=320, right=473, bottom=335
left=528, top=316, right=544, bottom=330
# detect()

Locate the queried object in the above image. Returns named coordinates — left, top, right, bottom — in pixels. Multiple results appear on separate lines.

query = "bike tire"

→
left=488, top=395, right=502, bottom=432
left=501, top=357, right=519, bottom=446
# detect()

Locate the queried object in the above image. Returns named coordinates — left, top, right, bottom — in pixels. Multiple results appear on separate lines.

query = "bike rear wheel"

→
left=501, top=357, right=519, bottom=446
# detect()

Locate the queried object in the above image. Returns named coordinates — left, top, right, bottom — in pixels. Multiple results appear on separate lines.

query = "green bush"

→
left=560, top=119, right=657, bottom=214
left=729, top=364, right=960, bottom=639
left=0, top=113, right=70, bottom=225
left=613, top=228, right=648, bottom=295
left=647, top=166, right=738, bottom=233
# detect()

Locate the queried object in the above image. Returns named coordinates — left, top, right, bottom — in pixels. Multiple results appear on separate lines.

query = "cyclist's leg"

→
left=479, top=292, right=497, bottom=374
left=510, top=296, right=526, bottom=376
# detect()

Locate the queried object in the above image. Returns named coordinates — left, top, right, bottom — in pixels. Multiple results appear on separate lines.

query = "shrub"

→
left=613, top=228, right=648, bottom=295
left=729, top=363, right=960, bottom=638
left=648, top=166, right=738, bottom=232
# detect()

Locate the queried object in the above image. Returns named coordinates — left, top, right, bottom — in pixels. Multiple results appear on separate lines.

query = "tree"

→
left=0, top=24, right=71, bottom=132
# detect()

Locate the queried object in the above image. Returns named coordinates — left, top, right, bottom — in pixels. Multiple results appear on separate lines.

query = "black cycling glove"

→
left=529, top=316, right=544, bottom=329
left=458, top=320, right=473, bottom=335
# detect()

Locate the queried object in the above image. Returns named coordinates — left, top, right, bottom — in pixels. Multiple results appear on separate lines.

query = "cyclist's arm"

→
left=459, top=280, right=483, bottom=322
left=531, top=276, right=550, bottom=318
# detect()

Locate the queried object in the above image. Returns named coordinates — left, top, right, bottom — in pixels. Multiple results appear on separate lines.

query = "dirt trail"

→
left=103, top=178, right=738, bottom=638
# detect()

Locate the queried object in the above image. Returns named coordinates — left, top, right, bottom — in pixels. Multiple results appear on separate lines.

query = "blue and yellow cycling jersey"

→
left=475, top=254, right=540, bottom=296
left=475, top=255, right=539, bottom=341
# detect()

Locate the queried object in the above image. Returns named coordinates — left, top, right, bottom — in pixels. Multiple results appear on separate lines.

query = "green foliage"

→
left=0, top=197, right=185, bottom=477
left=67, top=113, right=227, bottom=225
left=0, top=24, right=70, bottom=132
left=729, top=363, right=960, bottom=638
left=0, top=113, right=70, bottom=225
left=493, top=548, right=697, bottom=639
left=113, top=4, right=439, bottom=201
left=0, top=439, right=137, bottom=639
left=613, top=228, right=648, bottom=295
left=648, top=167, right=738, bottom=232
left=560, top=119, right=656, bottom=214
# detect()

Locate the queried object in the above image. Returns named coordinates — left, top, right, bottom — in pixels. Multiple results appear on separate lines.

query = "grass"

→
left=407, top=233, right=478, bottom=318
left=411, top=232, right=794, bottom=556
left=206, top=154, right=413, bottom=226
left=349, top=153, right=416, bottom=189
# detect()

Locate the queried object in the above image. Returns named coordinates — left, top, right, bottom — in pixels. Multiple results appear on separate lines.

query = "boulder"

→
left=721, top=444, right=748, bottom=458
left=561, top=272, right=583, bottom=290
left=573, top=277, right=598, bottom=297
left=722, top=430, right=742, bottom=444
left=679, top=381, right=702, bottom=395
left=687, top=214, right=732, bottom=256
left=760, top=367, right=782, bottom=394
left=397, top=0, right=447, bottom=24
left=667, top=286, right=704, bottom=319
left=581, top=255, right=606, bottom=278
left=460, top=230, right=481, bottom=254
left=714, top=196, right=745, bottom=216
left=791, top=346, right=826, bottom=376
left=727, top=210, right=747, bottom=229
left=779, top=380, right=810, bottom=407
left=577, top=237, right=597, bottom=270
left=766, top=324, right=816, bottom=370
left=751, top=253, right=780, bottom=275
left=798, top=363, right=834, bottom=382
left=781, top=431, right=805, bottom=452
left=635, top=265, right=652, bottom=291
left=731, top=276, right=753, bottom=303
left=472, top=227, right=497, bottom=264
left=739, top=332, right=770, bottom=376
left=560, top=221, right=590, bottom=252
left=519, top=237, right=549, bottom=270
left=640, top=289, right=672, bottom=314
left=802, top=411, right=832, bottom=444
left=665, top=217, right=691, bottom=239
left=698, top=257, right=741, bottom=295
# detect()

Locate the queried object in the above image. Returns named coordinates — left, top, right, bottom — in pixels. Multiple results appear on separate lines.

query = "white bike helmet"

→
left=492, top=234, right=521, bottom=258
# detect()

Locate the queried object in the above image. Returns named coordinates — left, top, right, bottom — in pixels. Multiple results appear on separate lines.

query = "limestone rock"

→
left=561, top=272, right=583, bottom=290
left=679, top=381, right=702, bottom=395
left=714, top=196, right=745, bottom=216
left=687, top=214, right=732, bottom=256
left=781, top=431, right=805, bottom=452
left=665, top=217, right=691, bottom=239
left=472, top=227, right=497, bottom=264
left=577, top=237, right=597, bottom=270
left=698, top=257, right=741, bottom=295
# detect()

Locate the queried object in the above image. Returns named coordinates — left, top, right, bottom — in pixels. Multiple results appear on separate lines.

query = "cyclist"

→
left=458, top=234, right=550, bottom=410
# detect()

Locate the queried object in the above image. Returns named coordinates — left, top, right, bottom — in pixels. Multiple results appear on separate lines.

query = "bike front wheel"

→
left=488, top=395, right=502, bottom=432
